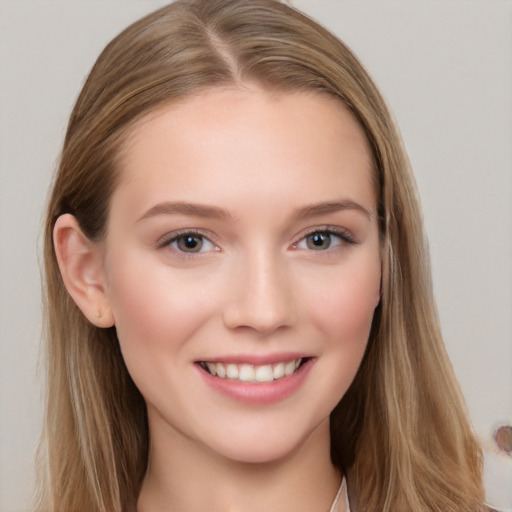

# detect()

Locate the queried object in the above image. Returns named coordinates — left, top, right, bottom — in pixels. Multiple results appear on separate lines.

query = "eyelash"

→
left=156, top=226, right=356, bottom=257
left=156, top=229, right=218, bottom=257
left=293, top=226, right=356, bottom=251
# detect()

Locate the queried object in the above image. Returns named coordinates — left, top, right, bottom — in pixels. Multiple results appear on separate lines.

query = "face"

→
left=102, top=87, right=381, bottom=463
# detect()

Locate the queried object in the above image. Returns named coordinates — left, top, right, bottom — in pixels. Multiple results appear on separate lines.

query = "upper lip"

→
left=195, top=352, right=311, bottom=365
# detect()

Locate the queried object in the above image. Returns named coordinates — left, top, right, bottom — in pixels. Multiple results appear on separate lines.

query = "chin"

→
left=214, top=438, right=304, bottom=465
left=199, top=417, right=330, bottom=466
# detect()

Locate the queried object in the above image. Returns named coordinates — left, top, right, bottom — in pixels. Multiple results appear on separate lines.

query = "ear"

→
left=53, top=214, right=115, bottom=328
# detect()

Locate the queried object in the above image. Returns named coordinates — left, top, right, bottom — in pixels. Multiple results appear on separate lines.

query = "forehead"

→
left=113, top=87, right=376, bottom=217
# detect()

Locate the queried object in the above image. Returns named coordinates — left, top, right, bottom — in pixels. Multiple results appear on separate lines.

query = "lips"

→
left=198, top=358, right=304, bottom=382
left=196, top=356, right=315, bottom=405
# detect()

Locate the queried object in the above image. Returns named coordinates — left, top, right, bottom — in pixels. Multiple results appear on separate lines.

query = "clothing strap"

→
left=329, top=477, right=349, bottom=512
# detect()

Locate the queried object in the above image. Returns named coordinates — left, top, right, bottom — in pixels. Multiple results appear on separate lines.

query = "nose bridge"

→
left=223, top=245, right=296, bottom=334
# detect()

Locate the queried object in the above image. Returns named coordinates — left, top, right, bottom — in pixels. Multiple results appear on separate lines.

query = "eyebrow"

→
left=137, top=201, right=235, bottom=223
left=137, top=199, right=373, bottom=223
left=292, top=200, right=373, bottom=221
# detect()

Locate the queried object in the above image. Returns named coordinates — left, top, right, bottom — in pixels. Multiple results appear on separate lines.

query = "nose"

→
left=222, top=250, right=297, bottom=335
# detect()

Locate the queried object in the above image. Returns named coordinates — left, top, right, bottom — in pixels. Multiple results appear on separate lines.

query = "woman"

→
left=37, top=0, right=486, bottom=510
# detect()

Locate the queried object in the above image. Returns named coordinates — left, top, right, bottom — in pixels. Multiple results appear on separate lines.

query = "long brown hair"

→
left=38, top=1, right=485, bottom=510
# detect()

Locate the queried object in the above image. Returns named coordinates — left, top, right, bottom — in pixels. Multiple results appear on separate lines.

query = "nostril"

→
left=222, top=296, right=296, bottom=334
left=221, top=259, right=297, bottom=334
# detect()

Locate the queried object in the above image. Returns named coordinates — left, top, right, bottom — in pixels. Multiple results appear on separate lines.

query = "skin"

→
left=55, top=85, right=381, bottom=512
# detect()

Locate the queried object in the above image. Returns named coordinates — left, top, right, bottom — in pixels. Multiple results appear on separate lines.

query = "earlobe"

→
left=53, top=214, right=115, bottom=328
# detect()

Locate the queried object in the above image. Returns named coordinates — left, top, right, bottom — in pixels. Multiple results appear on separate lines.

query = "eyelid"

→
left=156, top=228, right=219, bottom=253
left=155, top=225, right=355, bottom=254
left=292, top=225, right=356, bottom=249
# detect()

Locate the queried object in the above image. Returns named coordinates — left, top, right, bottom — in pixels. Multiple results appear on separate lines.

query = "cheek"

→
left=105, top=255, right=218, bottom=362
left=292, top=265, right=380, bottom=423
left=307, top=260, right=380, bottom=344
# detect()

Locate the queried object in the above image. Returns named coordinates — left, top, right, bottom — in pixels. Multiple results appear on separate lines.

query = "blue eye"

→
left=165, top=232, right=217, bottom=254
left=296, top=229, right=353, bottom=251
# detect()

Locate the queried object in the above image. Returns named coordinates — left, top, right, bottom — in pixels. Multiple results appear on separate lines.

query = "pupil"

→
left=184, top=236, right=197, bottom=248
left=308, top=232, right=330, bottom=250
left=179, top=235, right=202, bottom=252
left=313, top=234, right=324, bottom=245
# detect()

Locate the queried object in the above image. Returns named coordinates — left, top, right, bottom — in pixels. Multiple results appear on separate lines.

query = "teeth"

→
left=226, top=364, right=239, bottom=379
left=216, top=363, right=226, bottom=378
left=284, top=360, right=296, bottom=376
left=272, top=362, right=284, bottom=379
left=201, top=359, right=303, bottom=382
left=239, top=364, right=256, bottom=382
left=255, top=365, right=274, bottom=382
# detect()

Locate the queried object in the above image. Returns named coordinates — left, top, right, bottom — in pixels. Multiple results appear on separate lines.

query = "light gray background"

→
left=1, top=1, right=511, bottom=510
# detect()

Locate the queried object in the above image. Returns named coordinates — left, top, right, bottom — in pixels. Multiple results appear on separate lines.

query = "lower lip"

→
left=196, top=359, right=315, bottom=405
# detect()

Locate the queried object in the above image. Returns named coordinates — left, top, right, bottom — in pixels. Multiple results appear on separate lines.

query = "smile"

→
left=198, top=358, right=306, bottom=383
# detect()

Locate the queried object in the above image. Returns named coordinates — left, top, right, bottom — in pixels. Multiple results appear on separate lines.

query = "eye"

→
left=295, top=229, right=354, bottom=251
left=160, top=231, right=217, bottom=254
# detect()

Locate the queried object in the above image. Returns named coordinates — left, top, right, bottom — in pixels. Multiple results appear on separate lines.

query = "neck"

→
left=137, top=416, right=342, bottom=512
